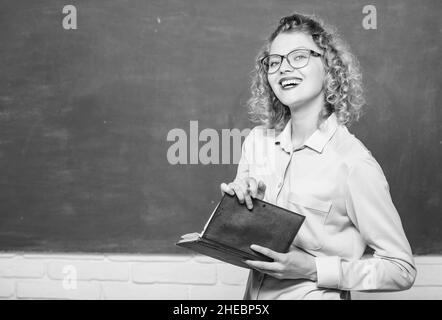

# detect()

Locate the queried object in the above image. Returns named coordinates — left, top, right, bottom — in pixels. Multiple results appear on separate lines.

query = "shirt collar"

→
left=275, top=112, right=339, bottom=154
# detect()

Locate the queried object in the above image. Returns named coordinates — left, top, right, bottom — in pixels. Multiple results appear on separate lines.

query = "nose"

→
left=279, top=56, right=294, bottom=74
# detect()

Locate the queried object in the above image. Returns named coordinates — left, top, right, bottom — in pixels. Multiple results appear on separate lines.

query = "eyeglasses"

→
left=260, top=49, right=322, bottom=74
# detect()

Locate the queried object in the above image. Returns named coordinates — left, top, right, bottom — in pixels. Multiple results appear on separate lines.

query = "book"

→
left=176, top=194, right=305, bottom=269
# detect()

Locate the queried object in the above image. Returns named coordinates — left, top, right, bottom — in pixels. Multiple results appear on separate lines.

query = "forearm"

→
left=315, top=253, right=416, bottom=291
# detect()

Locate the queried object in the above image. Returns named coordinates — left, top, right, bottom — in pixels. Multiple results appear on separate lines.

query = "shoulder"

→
left=336, top=126, right=389, bottom=189
left=333, top=126, right=386, bottom=175
left=243, top=125, right=276, bottom=145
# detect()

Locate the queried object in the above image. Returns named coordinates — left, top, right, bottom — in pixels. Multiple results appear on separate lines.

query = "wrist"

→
left=308, top=256, right=318, bottom=281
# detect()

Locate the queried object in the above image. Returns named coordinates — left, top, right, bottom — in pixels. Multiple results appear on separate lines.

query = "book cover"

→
left=176, top=194, right=305, bottom=269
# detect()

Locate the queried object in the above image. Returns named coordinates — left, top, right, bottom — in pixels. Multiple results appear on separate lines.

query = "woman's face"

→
left=267, top=32, right=326, bottom=110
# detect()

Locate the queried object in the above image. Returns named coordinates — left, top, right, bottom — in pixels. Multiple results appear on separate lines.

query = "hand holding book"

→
left=176, top=183, right=306, bottom=270
left=217, top=175, right=317, bottom=278
left=245, top=244, right=318, bottom=281
left=220, top=177, right=266, bottom=210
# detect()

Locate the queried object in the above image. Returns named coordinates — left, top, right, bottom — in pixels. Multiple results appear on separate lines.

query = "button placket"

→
left=276, top=150, right=294, bottom=200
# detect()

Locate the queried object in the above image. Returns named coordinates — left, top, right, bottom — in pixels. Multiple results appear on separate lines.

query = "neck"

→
left=289, top=92, right=324, bottom=146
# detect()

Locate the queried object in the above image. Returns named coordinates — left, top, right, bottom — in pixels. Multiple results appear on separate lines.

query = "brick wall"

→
left=0, top=253, right=441, bottom=299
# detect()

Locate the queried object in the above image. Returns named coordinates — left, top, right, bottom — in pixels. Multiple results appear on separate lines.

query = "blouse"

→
left=235, top=112, right=416, bottom=299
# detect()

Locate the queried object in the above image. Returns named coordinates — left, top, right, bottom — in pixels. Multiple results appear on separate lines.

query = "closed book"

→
left=176, top=194, right=305, bottom=269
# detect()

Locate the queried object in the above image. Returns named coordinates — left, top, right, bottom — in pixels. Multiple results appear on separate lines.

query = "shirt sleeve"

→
left=234, top=128, right=254, bottom=181
left=315, top=155, right=417, bottom=291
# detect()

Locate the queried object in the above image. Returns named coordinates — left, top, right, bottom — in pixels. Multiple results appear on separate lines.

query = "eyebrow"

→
left=269, top=46, right=312, bottom=55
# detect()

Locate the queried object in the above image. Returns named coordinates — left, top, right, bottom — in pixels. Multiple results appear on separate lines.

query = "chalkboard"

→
left=0, top=0, right=440, bottom=254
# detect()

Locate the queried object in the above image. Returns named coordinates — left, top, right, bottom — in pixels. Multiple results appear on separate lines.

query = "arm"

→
left=315, top=156, right=417, bottom=291
left=234, top=128, right=252, bottom=181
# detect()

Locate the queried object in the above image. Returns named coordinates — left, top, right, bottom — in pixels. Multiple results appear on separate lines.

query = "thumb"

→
left=257, top=181, right=266, bottom=199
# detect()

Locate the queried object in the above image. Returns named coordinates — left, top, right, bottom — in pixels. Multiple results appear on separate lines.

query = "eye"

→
left=293, top=53, right=308, bottom=61
left=266, top=56, right=281, bottom=67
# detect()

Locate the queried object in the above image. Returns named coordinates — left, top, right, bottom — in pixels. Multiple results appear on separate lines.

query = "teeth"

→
left=281, top=79, right=302, bottom=88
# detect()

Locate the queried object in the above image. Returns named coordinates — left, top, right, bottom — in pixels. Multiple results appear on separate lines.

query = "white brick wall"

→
left=0, top=253, right=440, bottom=299
left=132, top=261, right=217, bottom=284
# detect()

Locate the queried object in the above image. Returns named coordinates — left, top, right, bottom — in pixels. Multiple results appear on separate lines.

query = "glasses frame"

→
left=260, top=49, right=323, bottom=74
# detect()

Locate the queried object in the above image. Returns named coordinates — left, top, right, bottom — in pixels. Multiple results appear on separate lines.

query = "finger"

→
left=246, top=177, right=258, bottom=198
left=257, top=181, right=266, bottom=199
left=250, top=244, right=282, bottom=261
left=180, top=232, right=200, bottom=239
left=230, top=182, right=245, bottom=204
left=244, top=193, right=253, bottom=210
left=235, top=179, right=252, bottom=209
left=244, top=260, right=281, bottom=272
left=246, top=266, right=281, bottom=279
left=244, top=263, right=268, bottom=274
left=220, top=182, right=234, bottom=196
left=236, top=179, right=253, bottom=210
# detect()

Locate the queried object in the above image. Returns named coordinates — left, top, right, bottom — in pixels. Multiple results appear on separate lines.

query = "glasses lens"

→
left=263, top=55, right=282, bottom=74
left=288, top=50, right=310, bottom=69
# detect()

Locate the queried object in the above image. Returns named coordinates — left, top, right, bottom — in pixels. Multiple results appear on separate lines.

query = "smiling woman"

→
left=248, top=14, right=365, bottom=134
left=220, top=12, right=416, bottom=300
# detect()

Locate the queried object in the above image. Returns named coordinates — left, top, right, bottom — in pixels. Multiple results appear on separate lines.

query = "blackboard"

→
left=0, top=0, right=440, bottom=254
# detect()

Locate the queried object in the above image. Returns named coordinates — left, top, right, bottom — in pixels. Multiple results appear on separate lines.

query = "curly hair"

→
left=247, top=13, right=365, bottom=132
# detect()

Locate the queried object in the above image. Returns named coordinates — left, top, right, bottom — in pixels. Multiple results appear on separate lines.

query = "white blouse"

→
left=235, top=112, right=416, bottom=299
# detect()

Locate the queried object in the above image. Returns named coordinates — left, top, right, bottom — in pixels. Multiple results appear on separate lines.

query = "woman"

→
left=220, top=13, right=416, bottom=300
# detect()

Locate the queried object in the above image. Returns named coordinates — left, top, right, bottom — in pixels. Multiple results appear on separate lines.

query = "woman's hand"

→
left=180, top=232, right=200, bottom=240
left=220, top=178, right=266, bottom=210
left=245, top=245, right=318, bottom=281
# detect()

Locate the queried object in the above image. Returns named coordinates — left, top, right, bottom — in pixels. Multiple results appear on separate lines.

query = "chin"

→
left=277, top=94, right=305, bottom=108
left=277, top=90, right=323, bottom=110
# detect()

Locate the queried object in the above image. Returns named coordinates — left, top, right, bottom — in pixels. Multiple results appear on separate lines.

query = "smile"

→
left=279, top=77, right=302, bottom=89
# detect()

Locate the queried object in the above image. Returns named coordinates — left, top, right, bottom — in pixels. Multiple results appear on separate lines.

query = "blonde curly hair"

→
left=247, top=13, right=365, bottom=132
